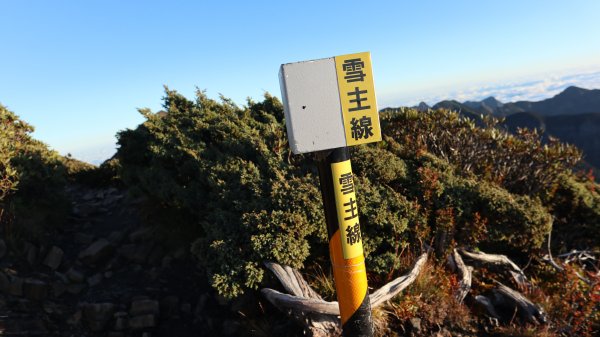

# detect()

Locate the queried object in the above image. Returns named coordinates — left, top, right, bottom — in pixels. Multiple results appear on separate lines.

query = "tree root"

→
left=261, top=253, right=428, bottom=336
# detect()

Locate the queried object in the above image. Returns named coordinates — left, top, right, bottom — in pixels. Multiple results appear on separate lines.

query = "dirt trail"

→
left=0, top=184, right=233, bottom=336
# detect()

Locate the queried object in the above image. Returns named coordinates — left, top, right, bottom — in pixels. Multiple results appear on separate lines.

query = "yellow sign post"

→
left=280, top=52, right=379, bottom=337
left=335, top=52, right=381, bottom=147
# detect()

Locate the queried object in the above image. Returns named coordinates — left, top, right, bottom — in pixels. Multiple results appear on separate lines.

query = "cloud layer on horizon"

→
left=388, top=68, right=600, bottom=107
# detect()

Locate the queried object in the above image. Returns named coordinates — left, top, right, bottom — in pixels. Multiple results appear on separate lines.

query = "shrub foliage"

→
left=0, top=104, right=68, bottom=240
left=114, top=89, right=600, bottom=298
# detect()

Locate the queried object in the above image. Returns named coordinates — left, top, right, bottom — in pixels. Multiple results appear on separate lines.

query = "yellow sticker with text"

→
left=331, top=160, right=364, bottom=260
left=335, top=52, right=381, bottom=146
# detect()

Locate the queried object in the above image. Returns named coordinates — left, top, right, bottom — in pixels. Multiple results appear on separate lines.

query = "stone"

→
left=74, top=203, right=95, bottom=217
left=130, top=299, right=160, bottom=316
left=104, top=271, right=114, bottom=279
left=161, top=256, right=173, bottom=269
left=74, top=232, right=94, bottom=245
left=52, top=281, right=67, bottom=298
left=24, top=242, right=38, bottom=266
left=128, top=314, right=156, bottom=330
left=132, top=243, right=154, bottom=264
left=67, top=284, right=86, bottom=295
left=87, top=273, right=103, bottom=287
left=107, top=332, right=125, bottom=337
left=67, top=268, right=85, bottom=283
left=14, top=298, right=38, bottom=312
left=83, top=302, right=116, bottom=332
left=5, top=317, right=48, bottom=335
left=147, top=246, right=165, bottom=266
left=181, top=302, right=192, bottom=315
left=7, top=276, right=23, bottom=296
left=194, top=294, right=209, bottom=317
left=67, top=309, right=82, bottom=325
left=118, top=244, right=137, bottom=261
left=54, top=271, right=69, bottom=283
left=114, top=311, right=128, bottom=331
left=161, top=295, right=179, bottom=318
left=0, top=238, right=6, bottom=260
left=23, top=278, right=48, bottom=300
left=172, top=247, right=187, bottom=260
left=108, top=231, right=126, bottom=244
left=409, top=317, right=422, bottom=334
left=129, top=228, right=151, bottom=243
left=221, top=319, right=239, bottom=336
left=42, top=246, right=64, bottom=270
left=0, top=271, right=9, bottom=292
left=433, top=328, right=452, bottom=337
left=43, top=301, right=64, bottom=315
left=78, top=238, right=114, bottom=265
left=82, top=191, right=95, bottom=201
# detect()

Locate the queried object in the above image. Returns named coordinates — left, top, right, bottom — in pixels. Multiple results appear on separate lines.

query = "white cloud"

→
left=64, top=142, right=117, bottom=166
left=382, top=67, right=600, bottom=107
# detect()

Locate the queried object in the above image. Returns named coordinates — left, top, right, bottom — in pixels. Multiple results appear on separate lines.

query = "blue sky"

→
left=1, top=1, right=600, bottom=163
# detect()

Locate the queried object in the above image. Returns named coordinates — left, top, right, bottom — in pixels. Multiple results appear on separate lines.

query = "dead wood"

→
left=369, top=253, right=428, bottom=308
left=448, top=249, right=472, bottom=303
left=492, top=282, right=547, bottom=325
left=261, top=253, right=428, bottom=336
left=474, top=295, right=500, bottom=319
left=458, top=249, right=528, bottom=287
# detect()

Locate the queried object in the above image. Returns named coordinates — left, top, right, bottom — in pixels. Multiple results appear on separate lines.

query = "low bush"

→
left=0, top=104, right=69, bottom=242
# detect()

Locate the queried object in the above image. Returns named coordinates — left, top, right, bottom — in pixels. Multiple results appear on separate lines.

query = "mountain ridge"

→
left=398, top=86, right=600, bottom=171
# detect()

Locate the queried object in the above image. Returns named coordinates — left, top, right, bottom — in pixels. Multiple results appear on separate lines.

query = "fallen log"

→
left=369, top=253, right=428, bottom=308
left=492, top=282, right=547, bottom=325
left=474, top=295, right=500, bottom=320
left=458, top=249, right=529, bottom=287
left=261, top=253, right=428, bottom=336
left=542, top=229, right=594, bottom=285
left=448, top=249, right=472, bottom=303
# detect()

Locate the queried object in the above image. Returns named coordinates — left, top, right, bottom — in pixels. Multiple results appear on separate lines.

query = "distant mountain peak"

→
left=415, top=102, right=430, bottom=111
left=556, top=85, right=588, bottom=97
left=481, top=96, right=503, bottom=107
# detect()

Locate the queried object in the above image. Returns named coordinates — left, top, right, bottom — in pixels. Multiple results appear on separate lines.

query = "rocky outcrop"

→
left=0, top=185, right=239, bottom=337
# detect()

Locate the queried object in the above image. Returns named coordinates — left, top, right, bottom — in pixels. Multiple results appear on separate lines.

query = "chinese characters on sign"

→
left=332, top=160, right=364, bottom=259
left=335, top=52, right=381, bottom=146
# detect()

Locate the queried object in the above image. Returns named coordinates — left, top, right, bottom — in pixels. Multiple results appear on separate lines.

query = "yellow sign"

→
left=335, top=52, right=381, bottom=146
left=331, top=160, right=364, bottom=259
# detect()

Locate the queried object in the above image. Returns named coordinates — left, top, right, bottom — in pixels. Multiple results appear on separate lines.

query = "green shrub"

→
left=0, top=104, right=68, bottom=241
left=117, top=89, right=328, bottom=297
left=548, top=174, right=600, bottom=249
left=116, top=90, right=597, bottom=298
left=383, top=108, right=581, bottom=197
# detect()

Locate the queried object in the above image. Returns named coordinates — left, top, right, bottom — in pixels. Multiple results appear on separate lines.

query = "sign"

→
left=331, top=159, right=363, bottom=259
left=279, top=52, right=381, bottom=154
left=334, top=52, right=381, bottom=147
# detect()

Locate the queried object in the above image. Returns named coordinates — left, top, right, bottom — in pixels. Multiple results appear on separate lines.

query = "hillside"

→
left=427, top=86, right=600, bottom=117
left=415, top=86, right=600, bottom=173
left=1, top=96, right=599, bottom=336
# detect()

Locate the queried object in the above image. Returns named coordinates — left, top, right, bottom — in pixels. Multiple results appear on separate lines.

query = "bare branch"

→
left=262, top=252, right=428, bottom=318
left=493, top=282, right=547, bottom=325
left=474, top=295, right=500, bottom=319
left=458, top=249, right=528, bottom=287
left=450, top=249, right=472, bottom=303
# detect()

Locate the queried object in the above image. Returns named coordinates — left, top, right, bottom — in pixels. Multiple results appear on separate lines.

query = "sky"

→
left=1, top=1, right=600, bottom=164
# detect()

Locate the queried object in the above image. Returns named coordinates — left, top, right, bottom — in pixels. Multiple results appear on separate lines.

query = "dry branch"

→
left=449, top=249, right=472, bottom=303
left=369, top=253, right=428, bottom=308
left=474, top=295, right=500, bottom=319
left=542, top=229, right=594, bottom=285
left=493, top=282, right=547, bottom=325
left=458, top=249, right=528, bottom=287
left=261, top=253, right=428, bottom=336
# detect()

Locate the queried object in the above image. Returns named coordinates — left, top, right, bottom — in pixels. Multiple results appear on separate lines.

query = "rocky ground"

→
left=0, top=185, right=251, bottom=336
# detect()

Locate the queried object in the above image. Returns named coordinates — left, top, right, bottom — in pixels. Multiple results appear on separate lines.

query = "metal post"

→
left=317, top=147, right=374, bottom=337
